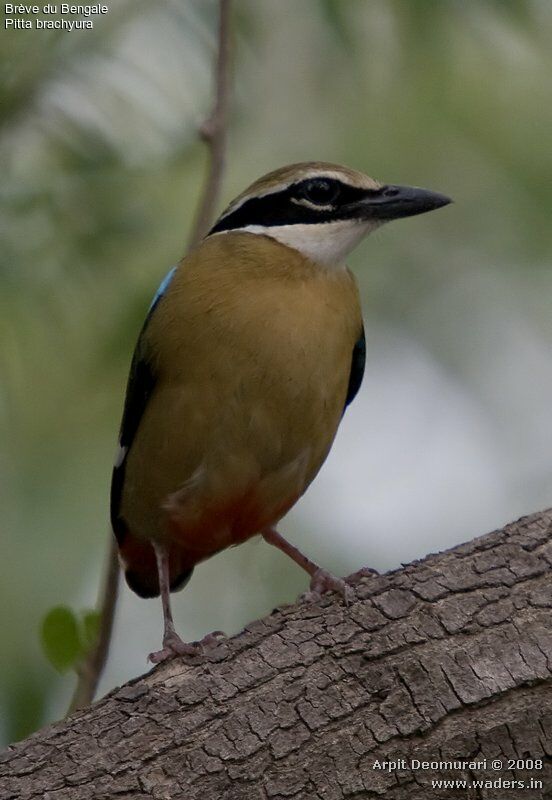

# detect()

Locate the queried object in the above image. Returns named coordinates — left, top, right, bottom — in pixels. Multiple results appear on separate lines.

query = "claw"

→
left=148, top=640, right=199, bottom=664
left=303, top=568, right=354, bottom=606
left=347, top=566, right=379, bottom=583
left=148, top=629, right=226, bottom=664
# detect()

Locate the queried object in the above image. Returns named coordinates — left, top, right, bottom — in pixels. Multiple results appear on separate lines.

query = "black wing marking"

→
left=344, top=325, right=366, bottom=411
left=110, top=330, right=156, bottom=539
left=110, top=270, right=175, bottom=537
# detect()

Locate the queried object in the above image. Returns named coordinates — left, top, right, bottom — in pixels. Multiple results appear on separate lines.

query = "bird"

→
left=110, top=161, right=451, bottom=663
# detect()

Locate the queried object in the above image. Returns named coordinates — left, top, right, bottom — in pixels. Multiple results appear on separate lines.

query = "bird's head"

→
left=208, top=162, right=451, bottom=266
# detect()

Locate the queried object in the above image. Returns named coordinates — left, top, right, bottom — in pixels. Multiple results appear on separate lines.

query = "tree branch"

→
left=67, top=536, right=120, bottom=714
left=67, top=0, right=234, bottom=713
left=6, top=509, right=552, bottom=799
left=187, top=0, right=233, bottom=250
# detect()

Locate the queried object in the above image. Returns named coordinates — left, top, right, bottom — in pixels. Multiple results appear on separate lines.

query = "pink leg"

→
left=262, top=528, right=352, bottom=605
left=148, top=542, right=224, bottom=664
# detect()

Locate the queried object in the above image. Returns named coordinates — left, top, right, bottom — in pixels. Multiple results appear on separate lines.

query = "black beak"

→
left=357, top=184, right=452, bottom=220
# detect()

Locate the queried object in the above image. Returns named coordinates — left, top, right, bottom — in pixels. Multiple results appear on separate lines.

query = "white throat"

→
left=218, top=219, right=381, bottom=266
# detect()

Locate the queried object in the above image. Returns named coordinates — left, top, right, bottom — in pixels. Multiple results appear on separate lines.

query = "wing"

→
left=343, top=324, right=366, bottom=411
left=110, top=267, right=176, bottom=538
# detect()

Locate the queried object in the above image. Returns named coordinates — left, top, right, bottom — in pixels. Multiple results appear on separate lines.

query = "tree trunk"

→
left=2, top=510, right=552, bottom=799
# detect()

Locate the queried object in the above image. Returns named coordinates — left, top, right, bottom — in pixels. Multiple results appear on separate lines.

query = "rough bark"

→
left=2, top=510, right=552, bottom=799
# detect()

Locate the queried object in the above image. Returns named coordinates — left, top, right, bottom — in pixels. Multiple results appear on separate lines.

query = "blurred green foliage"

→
left=1, top=0, right=551, bottom=745
left=40, top=606, right=100, bottom=672
left=41, top=608, right=80, bottom=674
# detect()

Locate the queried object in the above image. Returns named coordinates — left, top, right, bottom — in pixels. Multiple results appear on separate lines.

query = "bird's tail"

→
left=114, top=527, right=193, bottom=598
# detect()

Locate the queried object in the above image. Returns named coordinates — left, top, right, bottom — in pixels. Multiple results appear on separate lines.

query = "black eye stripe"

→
left=209, top=178, right=379, bottom=234
left=292, top=178, right=377, bottom=206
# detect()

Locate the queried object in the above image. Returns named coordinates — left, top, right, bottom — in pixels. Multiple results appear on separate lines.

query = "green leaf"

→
left=40, top=606, right=82, bottom=673
left=80, top=609, right=101, bottom=651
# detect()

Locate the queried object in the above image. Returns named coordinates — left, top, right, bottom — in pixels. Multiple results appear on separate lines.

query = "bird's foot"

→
left=347, top=566, right=379, bottom=584
left=148, top=635, right=198, bottom=664
left=303, top=568, right=354, bottom=606
left=148, top=629, right=226, bottom=664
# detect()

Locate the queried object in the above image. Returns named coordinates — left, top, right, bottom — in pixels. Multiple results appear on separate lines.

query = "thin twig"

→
left=67, top=536, right=120, bottom=713
left=187, top=0, right=233, bottom=250
left=66, top=0, right=233, bottom=715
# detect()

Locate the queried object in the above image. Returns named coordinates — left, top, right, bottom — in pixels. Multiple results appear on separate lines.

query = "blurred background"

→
left=2, top=0, right=551, bottom=745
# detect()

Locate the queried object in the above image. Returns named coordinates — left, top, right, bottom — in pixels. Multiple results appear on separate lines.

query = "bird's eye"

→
left=301, top=179, right=339, bottom=206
